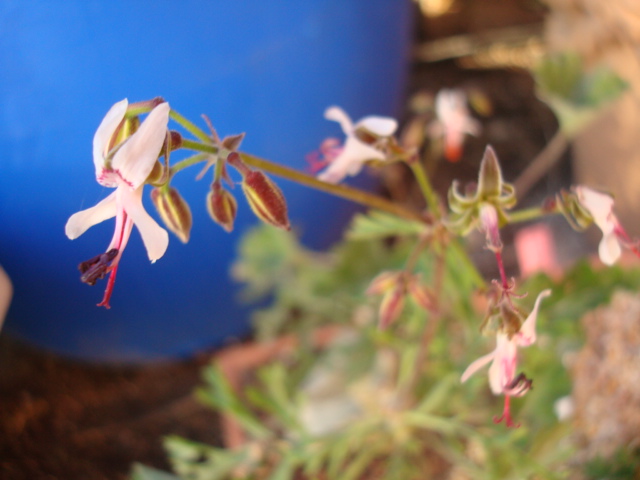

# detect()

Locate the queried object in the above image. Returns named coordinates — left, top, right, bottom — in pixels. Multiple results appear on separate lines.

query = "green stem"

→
left=170, top=110, right=212, bottom=144
left=404, top=233, right=432, bottom=274
left=179, top=138, right=424, bottom=221
left=170, top=152, right=211, bottom=176
left=240, top=152, right=425, bottom=222
left=410, top=160, right=441, bottom=219
left=508, top=206, right=553, bottom=224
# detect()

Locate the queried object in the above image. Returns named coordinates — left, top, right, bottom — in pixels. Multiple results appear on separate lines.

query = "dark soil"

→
left=0, top=335, right=222, bottom=480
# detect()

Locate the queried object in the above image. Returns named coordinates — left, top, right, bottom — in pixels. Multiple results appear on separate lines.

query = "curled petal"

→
left=65, top=192, right=117, bottom=240
left=575, top=186, right=621, bottom=265
left=93, top=99, right=128, bottom=174
left=324, top=106, right=354, bottom=134
left=517, top=289, right=551, bottom=347
left=357, top=115, right=398, bottom=137
left=575, top=186, right=615, bottom=235
left=118, top=187, right=169, bottom=263
left=461, top=349, right=496, bottom=384
left=599, top=232, right=622, bottom=266
left=447, top=180, right=477, bottom=213
left=111, top=102, right=171, bottom=189
left=317, top=136, right=385, bottom=183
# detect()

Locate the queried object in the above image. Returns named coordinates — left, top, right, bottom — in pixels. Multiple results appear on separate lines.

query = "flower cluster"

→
left=461, top=289, right=551, bottom=427
left=65, top=99, right=171, bottom=308
left=66, top=99, right=290, bottom=307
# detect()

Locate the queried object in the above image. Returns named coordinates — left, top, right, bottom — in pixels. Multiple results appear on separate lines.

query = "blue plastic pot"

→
left=0, top=1, right=412, bottom=363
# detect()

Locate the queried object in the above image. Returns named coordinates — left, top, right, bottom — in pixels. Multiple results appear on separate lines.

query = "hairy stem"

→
left=410, top=160, right=441, bottom=219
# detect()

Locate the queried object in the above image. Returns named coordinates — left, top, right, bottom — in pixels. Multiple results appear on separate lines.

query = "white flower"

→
left=430, top=89, right=480, bottom=162
left=317, top=106, right=397, bottom=184
left=460, top=289, right=551, bottom=395
left=461, top=289, right=551, bottom=427
left=574, top=186, right=621, bottom=266
left=65, top=99, right=170, bottom=307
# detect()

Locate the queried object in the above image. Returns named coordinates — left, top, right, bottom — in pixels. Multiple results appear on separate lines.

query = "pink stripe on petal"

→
left=111, top=102, right=170, bottom=189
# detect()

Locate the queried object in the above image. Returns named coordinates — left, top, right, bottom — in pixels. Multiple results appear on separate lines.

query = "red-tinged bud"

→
left=207, top=183, right=238, bottom=233
left=407, top=277, right=435, bottom=312
left=150, top=187, right=192, bottom=243
left=167, top=130, right=183, bottom=151
left=242, top=170, right=290, bottom=231
left=366, top=271, right=402, bottom=296
left=379, top=286, right=405, bottom=329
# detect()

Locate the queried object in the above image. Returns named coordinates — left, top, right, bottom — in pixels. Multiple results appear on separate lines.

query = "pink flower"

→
left=461, top=289, right=551, bottom=426
left=430, top=89, right=480, bottom=162
left=574, top=186, right=622, bottom=266
left=65, top=99, right=170, bottom=308
left=316, top=106, right=398, bottom=184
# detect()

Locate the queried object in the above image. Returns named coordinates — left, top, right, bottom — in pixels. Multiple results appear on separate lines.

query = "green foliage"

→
left=131, top=464, right=181, bottom=480
left=534, top=51, right=627, bottom=136
left=346, top=210, right=425, bottom=240
left=144, top=220, right=640, bottom=479
left=584, top=448, right=640, bottom=480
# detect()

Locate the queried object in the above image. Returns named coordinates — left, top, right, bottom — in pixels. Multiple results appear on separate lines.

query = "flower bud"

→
left=477, top=146, right=503, bottom=199
left=242, top=170, right=290, bottom=231
left=146, top=161, right=169, bottom=186
left=366, top=271, right=401, bottom=296
left=150, top=187, right=192, bottom=243
left=207, top=183, right=238, bottom=233
left=407, top=276, right=435, bottom=312
left=166, top=130, right=183, bottom=151
left=378, top=286, right=405, bottom=329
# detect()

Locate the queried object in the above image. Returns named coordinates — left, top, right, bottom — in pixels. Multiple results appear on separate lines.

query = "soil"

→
left=0, top=335, right=223, bottom=480
left=0, top=2, right=562, bottom=479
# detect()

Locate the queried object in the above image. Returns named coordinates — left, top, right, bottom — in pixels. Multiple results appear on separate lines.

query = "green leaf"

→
left=130, top=464, right=181, bottom=480
left=416, top=373, right=458, bottom=414
left=346, top=210, right=425, bottom=240
left=535, top=51, right=628, bottom=136
left=196, top=365, right=270, bottom=440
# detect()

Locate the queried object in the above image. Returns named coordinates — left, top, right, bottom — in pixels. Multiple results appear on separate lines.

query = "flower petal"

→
left=357, top=115, right=398, bottom=137
left=93, top=99, right=128, bottom=175
left=317, top=136, right=385, bottom=183
left=324, top=106, right=354, bottom=134
left=65, top=192, right=117, bottom=240
left=111, top=102, right=171, bottom=189
left=517, top=289, right=551, bottom=347
left=461, top=349, right=496, bottom=383
left=575, top=186, right=616, bottom=235
left=599, top=231, right=622, bottom=266
left=488, top=334, right=517, bottom=394
left=119, top=186, right=169, bottom=262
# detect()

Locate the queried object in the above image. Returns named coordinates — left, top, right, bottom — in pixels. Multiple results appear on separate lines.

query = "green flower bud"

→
left=151, top=187, right=192, bottom=243
left=207, top=183, right=238, bottom=233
